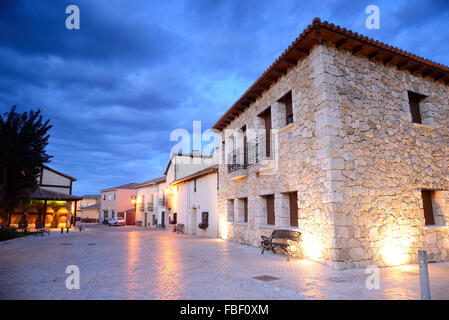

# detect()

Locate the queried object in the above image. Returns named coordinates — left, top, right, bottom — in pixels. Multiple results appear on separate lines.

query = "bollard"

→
left=418, top=250, right=431, bottom=300
left=61, top=227, right=64, bottom=234
left=66, top=227, right=69, bottom=234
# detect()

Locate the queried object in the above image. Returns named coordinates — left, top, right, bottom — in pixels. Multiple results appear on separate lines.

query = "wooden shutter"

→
left=266, top=195, right=275, bottom=225
left=408, top=92, right=423, bottom=124
left=243, top=198, right=248, bottom=223
left=289, top=192, right=298, bottom=227
left=264, top=109, right=271, bottom=157
left=422, top=190, right=435, bottom=225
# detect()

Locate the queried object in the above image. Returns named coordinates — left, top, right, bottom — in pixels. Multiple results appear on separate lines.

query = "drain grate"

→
left=327, top=277, right=350, bottom=283
left=253, top=275, right=280, bottom=282
left=60, top=243, right=73, bottom=246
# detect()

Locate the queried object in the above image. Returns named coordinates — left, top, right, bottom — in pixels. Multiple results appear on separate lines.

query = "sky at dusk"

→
left=1, top=0, right=448, bottom=195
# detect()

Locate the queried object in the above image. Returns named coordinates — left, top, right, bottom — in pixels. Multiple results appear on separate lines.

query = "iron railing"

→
left=147, top=202, right=153, bottom=211
left=227, top=133, right=274, bottom=173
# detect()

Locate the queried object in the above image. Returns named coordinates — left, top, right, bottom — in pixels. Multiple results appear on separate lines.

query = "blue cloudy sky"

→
left=1, top=0, right=448, bottom=195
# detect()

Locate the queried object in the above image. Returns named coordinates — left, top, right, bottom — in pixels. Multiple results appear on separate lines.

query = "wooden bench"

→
left=173, top=224, right=184, bottom=234
left=261, top=229, right=301, bottom=261
left=34, top=224, right=50, bottom=237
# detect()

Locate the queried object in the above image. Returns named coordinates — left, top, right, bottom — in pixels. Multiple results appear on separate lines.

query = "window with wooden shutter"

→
left=408, top=91, right=426, bottom=124
left=279, top=91, right=293, bottom=125
left=422, top=190, right=435, bottom=226
left=265, top=194, right=275, bottom=225
left=289, top=192, right=298, bottom=227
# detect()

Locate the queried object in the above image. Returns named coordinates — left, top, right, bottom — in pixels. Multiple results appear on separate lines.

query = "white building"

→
left=135, top=176, right=167, bottom=227
left=170, top=165, right=219, bottom=238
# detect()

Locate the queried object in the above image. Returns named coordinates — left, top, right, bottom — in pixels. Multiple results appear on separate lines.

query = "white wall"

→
left=172, top=172, right=219, bottom=238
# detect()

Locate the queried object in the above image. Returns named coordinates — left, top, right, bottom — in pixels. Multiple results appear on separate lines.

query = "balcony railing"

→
left=227, top=133, right=274, bottom=173
left=158, top=198, right=167, bottom=207
left=139, top=204, right=144, bottom=211
left=147, top=203, right=153, bottom=211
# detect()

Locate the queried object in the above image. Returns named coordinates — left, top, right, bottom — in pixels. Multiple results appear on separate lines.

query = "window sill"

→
left=280, top=225, right=300, bottom=231
left=424, top=225, right=447, bottom=230
left=413, top=123, right=435, bottom=130
left=235, top=222, right=248, bottom=226
left=279, top=123, right=294, bottom=134
left=259, top=224, right=275, bottom=230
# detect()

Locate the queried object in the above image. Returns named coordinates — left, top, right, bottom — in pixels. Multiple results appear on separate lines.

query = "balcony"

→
left=158, top=198, right=167, bottom=207
left=227, top=133, right=275, bottom=175
left=147, top=202, right=154, bottom=211
left=139, top=204, right=144, bottom=212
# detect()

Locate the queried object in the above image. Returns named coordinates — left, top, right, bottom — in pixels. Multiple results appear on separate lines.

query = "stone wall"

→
left=329, top=43, right=449, bottom=268
left=217, top=42, right=449, bottom=269
left=218, top=44, right=337, bottom=265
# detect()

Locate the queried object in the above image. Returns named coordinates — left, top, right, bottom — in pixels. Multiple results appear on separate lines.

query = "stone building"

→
left=213, top=19, right=449, bottom=269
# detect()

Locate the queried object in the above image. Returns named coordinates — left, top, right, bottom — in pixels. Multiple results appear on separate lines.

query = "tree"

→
left=0, top=106, right=52, bottom=223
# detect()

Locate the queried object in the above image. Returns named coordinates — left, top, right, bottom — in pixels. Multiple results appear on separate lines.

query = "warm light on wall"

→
left=219, top=218, right=229, bottom=240
left=379, top=226, right=413, bottom=266
left=301, top=233, right=324, bottom=261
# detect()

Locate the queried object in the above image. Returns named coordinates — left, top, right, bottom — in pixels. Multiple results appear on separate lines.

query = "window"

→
left=201, top=212, right=209, bottom=226
left=288, top=192, right=298, bottom=227
left=408, top=91, right=426, bottom=124
left=103, top=210, right=108, bottom=218
left=227, top=199, right=234, bottom=222
left=103, top=194, right=106, bottom=200
left=171, top=212, right=177, bottom=225
left=242, top=197, right=248, bottom=223
left=258, top=107, right=271, bottom=157
left=194, top=179, right=197, bottom=192
left=422, top=190, right=435, bottom=226
left=241, top=125, right=248, bottom=167
left=113, top=193, right=116, bottom=200
left=279, top=91, right=293, bottom=125
left=264, top=194, right=275, bottom=225
left=108, top=194, right=112, bottom=201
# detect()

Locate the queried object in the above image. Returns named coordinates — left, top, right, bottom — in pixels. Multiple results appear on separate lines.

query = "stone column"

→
left=271, top=101, right=286, bottom=129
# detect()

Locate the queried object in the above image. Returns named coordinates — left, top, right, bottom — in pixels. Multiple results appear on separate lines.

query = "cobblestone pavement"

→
left=1, top=224, right=448, bottom=300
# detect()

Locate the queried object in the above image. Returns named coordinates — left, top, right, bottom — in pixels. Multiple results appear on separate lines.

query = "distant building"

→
left=135, top=176, right=167, bottom=227
left=77, top=194, right=101, bottom=222
left=100, top=183, right=138, bottom=224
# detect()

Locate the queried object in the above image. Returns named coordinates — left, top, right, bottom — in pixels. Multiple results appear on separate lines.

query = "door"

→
left=191, top=208, right=197, bottom=235
left=125, top=211, right=136, bottom=225
left=161, top=211, right=165, bottom=228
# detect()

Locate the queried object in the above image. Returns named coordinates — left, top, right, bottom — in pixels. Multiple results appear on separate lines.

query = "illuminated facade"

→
left=100, top=183, right=138, bottom=224
left=0, top=165, right=82, bottom=229
left=213, top=19, right=449, bottom=269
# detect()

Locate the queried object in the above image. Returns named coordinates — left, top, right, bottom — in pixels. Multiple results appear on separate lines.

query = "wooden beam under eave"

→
left=383, top=55, right=394, bottom=64
left=295, top=47, right=309, bottom=56
left=335, top=38, right=348, bottom=49
left=433, top=73, right=445, bottom=81
left=352, top=45, right=364, bottom=54
left=409, top=65, right=423, bottom=74
left=420, top=68, right=435, bottom=77
left=396, top=61, right=409, bottom=70
left=367, top=50, right=380, bottom=60
left=284, top=59, right=297, bottom=67
left=316, top=28, right=323, bottom=44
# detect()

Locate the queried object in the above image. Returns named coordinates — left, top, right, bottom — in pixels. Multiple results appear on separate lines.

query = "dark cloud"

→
left=1, top=0, right=447, bottom=194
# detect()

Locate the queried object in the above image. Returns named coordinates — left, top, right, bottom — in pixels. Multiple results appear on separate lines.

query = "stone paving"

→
left=1, top=224, right=448, bottom=300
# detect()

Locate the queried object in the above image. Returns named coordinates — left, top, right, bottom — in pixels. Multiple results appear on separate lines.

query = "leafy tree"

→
left=0, top=106, right=52, bottom=223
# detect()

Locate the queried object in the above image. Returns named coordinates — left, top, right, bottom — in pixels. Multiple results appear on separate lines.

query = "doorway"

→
left=161, top=211, right=165, bottom=228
